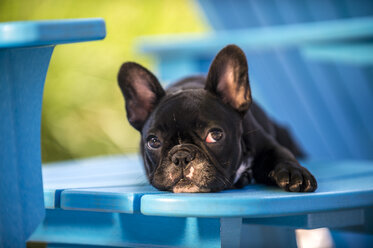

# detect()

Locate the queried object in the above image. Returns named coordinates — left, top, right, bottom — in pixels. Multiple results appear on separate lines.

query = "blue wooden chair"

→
left=1, top=8, right=373, bottom=248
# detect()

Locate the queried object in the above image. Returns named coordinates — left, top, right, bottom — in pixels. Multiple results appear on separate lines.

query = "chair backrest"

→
left=195, top=0, right=373, bottom=160
left=197, top=0, right=373, bottom=30
left=139, top=0, right=373, bottom=160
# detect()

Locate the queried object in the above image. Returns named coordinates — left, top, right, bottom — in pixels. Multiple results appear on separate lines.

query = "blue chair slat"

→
left=43, top=155, right=145, bottom=186
left=302, top=62, right=362, bottom=158
left=246, top=49, right=327, bottom=157
left=276, top=0, right=373, bottom=144
left=292, top=50, right=372, bottom=159
left=251, top=0, right=290, bottom=26
left=313, top=63, right=373, bottom=158
left=197, top=0, right=246, bottom=30
left=305, top=0, right=340, bottom=21
left=198, top=0, right=288, bottom=29
left=247, top=55, right=285, bottom=120
left=275, top=49, right=337, bottom=158
left=195, top=0, right=224, bottom=30
left=44, top=189, right=60, bottom=209
left=273, top=0, right=353, bottom=158
left=285, top=53, right=373, bottom=159
left=245, top=0, right=335, bottom=158
left=45, top=170, right=146, bottom=189
left=230, top=0, right=281, bottom=28
left=244, top=52, right=285, bottom=118
left=224, top=1, right=253, bottom=29
left=139, top=17, right=373, bottom=58
left=140, top=160, right=373, bottom=218
left=42, top=155, right=147, bottom=209
left=342, top=0, right=373, bottom=17
left=272, top=50, right=339, bottom=158
left=302, top=44, right=373, bottom=65
left=0, top=18, right=106, bottom=48
left=198, top=0, right=373, bottom=30
left=61, top=185, right=159, bottom=213
left=334, top=64, right=373, bottom=153
left=214, top=1, right=248, bottom=30
left=0, top=19, right=106, bottom=247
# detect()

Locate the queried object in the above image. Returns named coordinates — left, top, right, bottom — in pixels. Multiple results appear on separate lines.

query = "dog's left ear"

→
left=118, top=62, right=165, bottom=131
left=205, top=44, right=251, bottom=114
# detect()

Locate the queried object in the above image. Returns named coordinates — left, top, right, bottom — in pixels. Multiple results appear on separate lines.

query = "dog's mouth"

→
left=166, top=165, right=212, bottom=193
left=170, top=164, right=229, bottom=193
left=152, top=160, right=226, bottom=193
left=172, top=178, right=211, bottom=193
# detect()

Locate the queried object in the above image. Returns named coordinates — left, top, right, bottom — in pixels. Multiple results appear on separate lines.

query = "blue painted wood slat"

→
left=0, top=18, right=106, bottom=48
left=41, top=156, right=373, bottom=219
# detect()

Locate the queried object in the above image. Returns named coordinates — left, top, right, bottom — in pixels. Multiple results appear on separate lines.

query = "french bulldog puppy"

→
left=118, top=45, right=317, bottom=193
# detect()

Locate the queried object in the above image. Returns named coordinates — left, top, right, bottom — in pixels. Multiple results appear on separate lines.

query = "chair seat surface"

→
left=42, top=155, right=373, bottom=218
left=43, top=155, right=147, bottom=209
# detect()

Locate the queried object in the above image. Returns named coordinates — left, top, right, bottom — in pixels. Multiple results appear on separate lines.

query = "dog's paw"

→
left=269, top=162, right=317, bottom=192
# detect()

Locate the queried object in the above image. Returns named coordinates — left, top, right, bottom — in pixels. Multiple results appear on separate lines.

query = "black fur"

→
left=118, top=45, right=317, bottom=193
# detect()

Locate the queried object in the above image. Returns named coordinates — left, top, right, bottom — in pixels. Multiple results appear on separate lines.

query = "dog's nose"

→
left=171, top=150, right=195, bottom=166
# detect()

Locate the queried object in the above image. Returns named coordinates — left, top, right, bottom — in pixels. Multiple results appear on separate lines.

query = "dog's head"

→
left=118, top=45, right=252, bottom=192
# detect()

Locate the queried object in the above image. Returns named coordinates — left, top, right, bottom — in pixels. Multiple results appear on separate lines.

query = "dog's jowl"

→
left=118, top=44, right=317, bottom=193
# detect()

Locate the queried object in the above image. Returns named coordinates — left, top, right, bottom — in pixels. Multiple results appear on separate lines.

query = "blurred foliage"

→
left=0, top=0, right=208, bottom=162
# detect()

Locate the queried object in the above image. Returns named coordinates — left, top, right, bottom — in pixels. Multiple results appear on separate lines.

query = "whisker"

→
left=216, top=173, right=231, bottom=188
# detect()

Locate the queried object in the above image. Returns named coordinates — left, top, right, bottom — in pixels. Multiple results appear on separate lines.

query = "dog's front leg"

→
left=243, top=114, right=317, bottom=192
left=251, top=144, right=317, bottom=192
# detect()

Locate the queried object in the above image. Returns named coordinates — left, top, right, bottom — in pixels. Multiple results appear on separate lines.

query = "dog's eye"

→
left=147, top=135, right=161, bottom=149
left=205, top=129, right=223, bottom=143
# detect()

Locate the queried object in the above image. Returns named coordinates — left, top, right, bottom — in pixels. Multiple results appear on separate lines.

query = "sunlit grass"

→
left=0, top=0, right=209, bottom=162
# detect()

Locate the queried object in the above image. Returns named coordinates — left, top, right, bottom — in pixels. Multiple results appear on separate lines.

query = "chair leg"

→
left=220, top=218, right=242, bottom=248
left=240, top=223, right=297, bottom=248
left=0, top=46, right=54, bottom=247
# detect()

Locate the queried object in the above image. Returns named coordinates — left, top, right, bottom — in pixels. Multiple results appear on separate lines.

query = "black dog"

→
left=118, top=45, right=317, bottom=193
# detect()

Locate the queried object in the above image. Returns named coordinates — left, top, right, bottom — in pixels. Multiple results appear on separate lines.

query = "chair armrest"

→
left=0, top=18, right=106, bottom=48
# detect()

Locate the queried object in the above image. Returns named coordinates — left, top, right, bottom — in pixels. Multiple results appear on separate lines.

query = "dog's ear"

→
left=118, top=62, right=165, bottom=131
left=205, top=44, right=251, bottom=114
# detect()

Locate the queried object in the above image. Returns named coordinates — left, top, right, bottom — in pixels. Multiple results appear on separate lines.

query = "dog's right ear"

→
left=118, top=62, right=165, bottom=131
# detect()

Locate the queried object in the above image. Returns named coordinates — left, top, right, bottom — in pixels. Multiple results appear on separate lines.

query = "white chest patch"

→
left=233, top=157, right=253, bottom=184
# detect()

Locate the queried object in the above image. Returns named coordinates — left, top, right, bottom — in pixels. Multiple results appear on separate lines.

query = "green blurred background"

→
left=0, top=0, right=209, bottom=162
